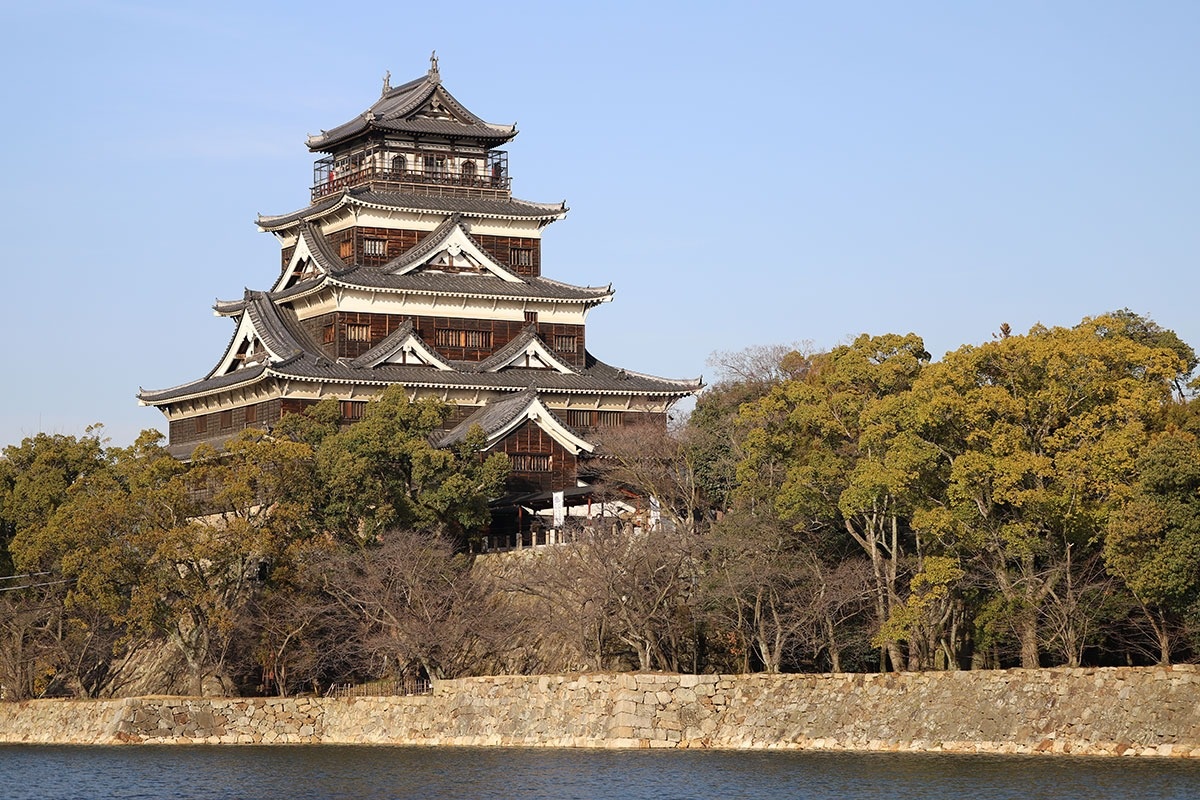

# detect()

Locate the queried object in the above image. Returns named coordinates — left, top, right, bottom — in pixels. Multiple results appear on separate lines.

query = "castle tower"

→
left=139, top=56, right=701, bottom=536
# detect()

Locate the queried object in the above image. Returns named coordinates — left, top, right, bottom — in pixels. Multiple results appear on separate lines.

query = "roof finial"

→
left=381, top=70, right=391, bottom=96
left=428, top=50, right=440, bottom=82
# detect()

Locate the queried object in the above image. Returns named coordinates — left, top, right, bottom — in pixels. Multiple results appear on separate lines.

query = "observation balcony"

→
left=312, top=150, right=510, bottom=202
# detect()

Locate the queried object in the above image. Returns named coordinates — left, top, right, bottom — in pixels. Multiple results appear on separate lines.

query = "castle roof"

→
left=139, top=288, right=699, bottom=407
left=305, top=59, right=517, bottom=152
left=435, top=388, right=594, bottom=455
left=268, top=217, right=612, bottom=306
left=256, top=187, right=567, bottom=231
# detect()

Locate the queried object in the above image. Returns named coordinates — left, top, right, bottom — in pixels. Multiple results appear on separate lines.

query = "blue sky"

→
left=2, top=1, right=1198, bottom=447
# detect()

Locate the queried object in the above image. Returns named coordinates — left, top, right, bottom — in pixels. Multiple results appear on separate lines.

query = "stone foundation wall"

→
left=2, top=666, right=1199, bottom=756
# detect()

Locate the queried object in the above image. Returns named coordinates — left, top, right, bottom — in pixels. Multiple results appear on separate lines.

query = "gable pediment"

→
left=494, top=396, right=594, bottom=455
left=483, top=335, right=576, bottom=374
left=272, top=228, right=329, bottom=292
left=410, top=89, right=461, bottom=122
left=213, top=314, right=279, bottom=376
left=350, top=322, right=452, bottom=370
left=388, top=221, right=522, bottom=283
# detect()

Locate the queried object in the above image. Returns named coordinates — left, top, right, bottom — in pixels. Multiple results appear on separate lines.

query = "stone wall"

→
left=2, top=666, right=1199, bottom=756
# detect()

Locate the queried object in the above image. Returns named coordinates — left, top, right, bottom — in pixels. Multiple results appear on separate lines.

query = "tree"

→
left=514, top=524, right=702, bottom=672
left=1104, top=429, right=1200, bottom=664
left=592, top=422, right=707, bottom=534
left=311, top=387, right=509, bottom=542
left=736, top=333, right=932, bottom=671
left=0, top=429, right=110, bottom=576
left=3, top=429, right=165, bottom=698
left=702, top=506, right=871, bottom=673
left=321, top=531, right=517, bottom=680
left=691, top=344, right=812, bottom=511
left=903, top=315, right=1183, bottom=667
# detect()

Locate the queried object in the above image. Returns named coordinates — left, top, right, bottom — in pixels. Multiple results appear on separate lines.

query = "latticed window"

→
left=363, top=238, right=386, bottom=257
left=553, top=334, right=577, bottom=353
left=597, top=411, right=622, bottom=428
left=434, top=329, right=492, bottom=349
left=510, top=453, right=551, bottom=472
left=565, top=410, right=592, bottom=428
left=345, top=323, right=371, bottom=342
left=510, top=248, right=533, bottom=268
left=340, top=400, right=366, bottom=420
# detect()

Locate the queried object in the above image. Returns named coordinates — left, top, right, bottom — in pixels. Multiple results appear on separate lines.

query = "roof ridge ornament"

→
left=381, top=70, right=391, bottom=96
left=428, top=50, right=440, bottom=83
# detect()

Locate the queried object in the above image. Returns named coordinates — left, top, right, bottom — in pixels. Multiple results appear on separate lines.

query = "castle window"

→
left=511, top=248, right=533, bottom=268
left=524, top=311, right=538, bottom=325
left=566, top=410, right=592, bottom=428
left=245, top=404, right=258, bottom=424
left=323, top=324, right=335, bottom=344
left=598, top=411, right=622, bottom=428
left=423, top=155, right=446, bottom=176
left=340, top=400, right=366, bottom=420
left=553, top=334, right=577, bottom=353
left=364, top=238, right=386, bottom=257
left=434, top=329, right=492, bottom=349
left=511, top=453, right=551, bottom=472
left=194, top=416, right=208, bottom=435
left=345, top=323, right=371, bottom=342
left=461, top=160, right=476, bottom=180
left=339, top=240, right=354, bottom=259
left=391, top=154, right=406, bottom=174
left=219, top=410, right=233, bottom=430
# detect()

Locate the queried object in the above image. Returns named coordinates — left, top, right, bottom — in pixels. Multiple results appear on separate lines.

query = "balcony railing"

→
left=313, top=166, right=512, bottom=202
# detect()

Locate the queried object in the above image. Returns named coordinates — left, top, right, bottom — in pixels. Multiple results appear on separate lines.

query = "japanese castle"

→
left=139, top=55, right=701, bottom=537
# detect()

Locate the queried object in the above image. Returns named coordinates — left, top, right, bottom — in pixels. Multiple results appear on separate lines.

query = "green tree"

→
left=736, top=333, right=931, bottom=671
left=904, top=315, right=1183, bottom=667
left=1104, top=429, right=1200, bottom=663
left=8, top=430, right=185, bottom=697
left=0, top=429, right=110, bottom=575
left=312, top=387, right=509, bottom=542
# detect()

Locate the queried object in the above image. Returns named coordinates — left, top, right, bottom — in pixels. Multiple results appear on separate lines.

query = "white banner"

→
left=552, top=490, right=565, bottom=528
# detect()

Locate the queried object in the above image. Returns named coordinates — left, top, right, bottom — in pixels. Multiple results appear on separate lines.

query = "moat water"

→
left=2, top=745, right=1199, bottom=799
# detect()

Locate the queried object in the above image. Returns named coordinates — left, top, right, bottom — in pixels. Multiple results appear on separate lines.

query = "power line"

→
left=0, top=572, right=51, bottom=582
left=0, top=578, right=74, bottom=593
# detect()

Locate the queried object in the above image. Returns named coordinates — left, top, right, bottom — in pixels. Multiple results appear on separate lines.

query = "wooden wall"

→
left=318, top=311, right=585, bottom=365
left=280, top=226, right=541, bottom=274
left=496, top=419, right=578, bottom=493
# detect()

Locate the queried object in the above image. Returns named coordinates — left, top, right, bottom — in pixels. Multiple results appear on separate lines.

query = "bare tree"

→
left=514, top=524, right=701, bottom=672
left=702, top=509, right=871, bottom=673
left=322, top=531, right=520, bottom=680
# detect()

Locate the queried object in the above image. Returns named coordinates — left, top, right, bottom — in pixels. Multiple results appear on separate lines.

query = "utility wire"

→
left=0, top=572, right=51, bottom=582
left=0, top=578, right=75, bottom=593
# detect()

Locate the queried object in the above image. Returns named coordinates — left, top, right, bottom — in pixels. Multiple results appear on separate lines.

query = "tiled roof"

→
left=305, top=72, right=517, bottom=152
left=347, top=320, right=452, bottom=370
left=434, top=387, right=540, bottom=447
left=138, top=363, right=270, bottom=404
left=326, top=268, right=612, bottom=303
left=433, top=388, right=593, bottom=455
left=139, top=349, right=701, bottom=405
left=256, top=187, right=567, bottom=231
left=300, top=222, right=349, bottom=274
left=382, top=213, right=465, bottom=273
left=472, top=327, right=577, bottom=373
left=264, top=214, right=610, bottom=305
